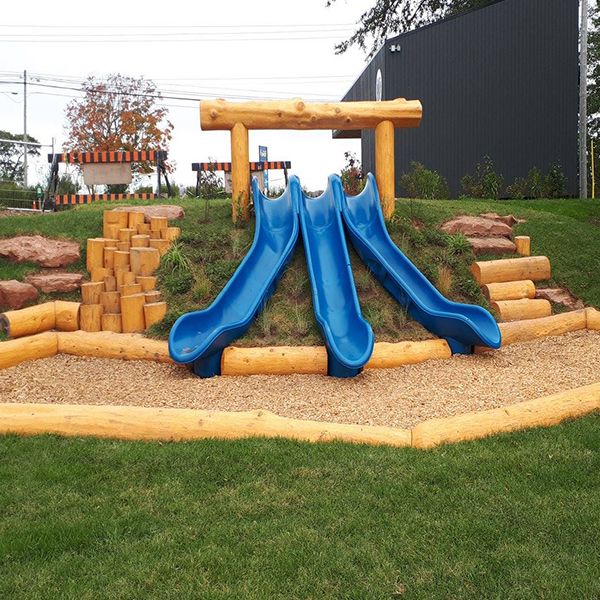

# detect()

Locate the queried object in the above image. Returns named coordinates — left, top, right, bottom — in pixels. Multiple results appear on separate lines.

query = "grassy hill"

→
left=1, top=196, right=599, bottom=346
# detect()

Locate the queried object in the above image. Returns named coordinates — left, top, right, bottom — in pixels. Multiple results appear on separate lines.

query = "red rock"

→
left=112, top=205, right=184, bottom=222
left=0, top=280, right=38, bottom=310
left=441, top=216, right=513, bottom=238
left=479, top=212, right=525, bottom=226
left=466, top=237, right=517, bottom=255
left=25, top=271, right=84, bottom=293
left=0, top=235, right=80, bottom=267
left=535, top=288, right=584, bottom=310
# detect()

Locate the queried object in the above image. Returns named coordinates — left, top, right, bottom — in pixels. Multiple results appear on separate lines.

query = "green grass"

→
left=1, top=414, right=599, bottom=599
left=2, top=197, right=599, bottom=342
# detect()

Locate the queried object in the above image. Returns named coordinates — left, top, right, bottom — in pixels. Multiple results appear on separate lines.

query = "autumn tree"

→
left=327, top=0, right=493, bottom=57
left=0, top=131, right=40, bottom=185
left=65, top=74, right=173, bottom=190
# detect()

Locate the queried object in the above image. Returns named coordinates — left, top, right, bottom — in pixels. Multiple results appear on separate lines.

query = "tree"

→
left=0, top=131, right=40, bottom=185
left=327, top=0, right=493, bottom=57
left=588, top=4, right=600, bottom=192
left=64, top=74, right=173, bottom=189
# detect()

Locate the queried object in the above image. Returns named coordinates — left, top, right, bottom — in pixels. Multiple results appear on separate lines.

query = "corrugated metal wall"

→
left=339, top=0, right=579, bottom=197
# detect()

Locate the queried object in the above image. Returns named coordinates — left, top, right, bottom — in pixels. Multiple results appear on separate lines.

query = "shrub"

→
left=543, top=163, right=567, bottom=198
left=400, top=161, right=449, bottom=199
left=461, top=156, right=504, bottom=199
left=506, top=167, right=545, bottom=199
left=436, top=265, right=453, bottom=296
left=340, top=151, right=364, bottom=195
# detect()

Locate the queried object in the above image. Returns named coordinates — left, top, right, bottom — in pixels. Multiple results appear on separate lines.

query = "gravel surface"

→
left=1, top=330, right=599, bottom=428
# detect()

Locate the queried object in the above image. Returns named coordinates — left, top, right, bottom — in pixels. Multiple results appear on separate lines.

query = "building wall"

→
left=341, top=0, right=579, bottom=197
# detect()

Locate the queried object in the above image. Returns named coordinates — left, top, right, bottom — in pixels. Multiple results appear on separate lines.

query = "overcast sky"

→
left=0, top=0, right=380, bottom=191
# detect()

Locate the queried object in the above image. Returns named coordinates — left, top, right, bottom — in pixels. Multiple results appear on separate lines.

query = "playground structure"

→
left=192, top=161, right=291, bottom=197
left=199, top=97, right=422, bottom=221
left=46, top=150, right=171, bottom=209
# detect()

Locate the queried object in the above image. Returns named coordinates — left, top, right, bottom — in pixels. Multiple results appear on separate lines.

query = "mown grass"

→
left=1, top=414, right=599, bottom=599
left=2, top=196, right=599, bottom=343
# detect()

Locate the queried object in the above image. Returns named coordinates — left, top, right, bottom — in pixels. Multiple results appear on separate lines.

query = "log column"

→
left=231, top=121, right=250, bottom=222
left=375, top=120, right=395, bottom=220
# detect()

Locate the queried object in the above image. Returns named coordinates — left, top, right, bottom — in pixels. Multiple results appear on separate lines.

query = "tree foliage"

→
left=64, top=74, right=173, bottom=178
left=0, top=131, right=40, bottom=185
left=327, top=0, right=493, bottom=57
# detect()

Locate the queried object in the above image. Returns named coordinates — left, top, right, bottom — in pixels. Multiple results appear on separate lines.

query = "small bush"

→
left=461, top=156, right=504, bottom=199
left=436, top=265, right=453, bottom=297
left=340, top=151, right=364, bottom=196
left=400, top=161, right=449, bottom=200
left=543, top=163, right=567, bottom=198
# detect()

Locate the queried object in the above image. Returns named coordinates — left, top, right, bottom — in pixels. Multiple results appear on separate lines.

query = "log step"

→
left=471, top=256, right=551, bottom=285
left=482, top=280, right=536, bottom=302
left=491, top=298, right=552, bottom=322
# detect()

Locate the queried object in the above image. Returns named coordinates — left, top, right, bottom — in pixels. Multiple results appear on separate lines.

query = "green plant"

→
left=448, top=234, right=472, bottom=255
left=340, top=151, right=364, bottom=195
left=436, top=265, right=453, bottom=296
left=400, top=161, right=450, bottom=199
left=543, top=163, right=567, bottom=198
left=461, top=156, right=504, bottom=199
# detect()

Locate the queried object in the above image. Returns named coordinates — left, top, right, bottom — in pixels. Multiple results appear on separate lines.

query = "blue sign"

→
left=259, top=145, right=268, bottom=191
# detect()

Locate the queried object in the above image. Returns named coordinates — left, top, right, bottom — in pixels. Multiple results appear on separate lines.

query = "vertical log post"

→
left=231, top=122, right=250, bottom=222
left=375, top=120, right=395, bottom=220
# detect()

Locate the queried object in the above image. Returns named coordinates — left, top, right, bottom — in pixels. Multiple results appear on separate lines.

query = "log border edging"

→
left=0, top=381, right=598, bottom=449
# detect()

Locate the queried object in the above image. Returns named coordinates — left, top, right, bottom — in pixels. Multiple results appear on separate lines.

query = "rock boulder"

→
left=535, top=288, right=584, bottom=310
left=112, top=205, right=185, bottom=222
left=0, top=235, right=80, bottom=268
left=25, top=271, right=84, bottom=293
left=0, top=280, right=38, bottom=310
left=479, top=212, right=525, bottom=227
left=440, top=216, right=513, bottom=238
left=466, top=237, right=517, bottom=255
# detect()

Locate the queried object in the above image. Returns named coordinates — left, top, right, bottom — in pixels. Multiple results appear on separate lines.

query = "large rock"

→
left=441, top=216, right=513, bottom=238
left=112, top=205, right=185, bottom=222
left=0, top=235, right=80, bottom=268
left=25, top=271, right=84, bottom=293
left=466, top=237, right=517, bottom=255
left=479, top=212, right=525, bottom=226
left=535, top=288, right=584, bottom=310
left=0, top=280, right=38, bottom=310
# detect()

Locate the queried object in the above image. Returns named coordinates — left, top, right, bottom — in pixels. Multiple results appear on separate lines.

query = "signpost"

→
left=259, top=145, right=268, bottom=192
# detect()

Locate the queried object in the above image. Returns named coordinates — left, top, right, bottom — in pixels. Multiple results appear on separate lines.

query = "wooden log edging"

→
left=0, top=301, right=80, bottom=338
left=0, top=381, right=598, bottom=448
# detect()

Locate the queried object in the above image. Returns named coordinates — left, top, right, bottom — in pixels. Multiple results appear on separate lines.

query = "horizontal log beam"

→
left=0, top=332, right=58, bottom=369
left=491, top=298, right=552, bottom=322
left=0, top=403, right=412, bottom=447
left=0, top=302, right=56, bottom=338
left=482, top=280, right=536, bottom=302
left=471, top=256, right=551, bottom=285
left=587, top=307, right=600, bottom=330
left=411, top=382, right=600, bottom=448
left=200, top=98, right=422, bottom=131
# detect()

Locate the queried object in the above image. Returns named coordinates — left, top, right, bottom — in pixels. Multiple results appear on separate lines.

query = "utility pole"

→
left=23, top=69, right=28, bottom=188
left=580, top=0, right=589, bottom=199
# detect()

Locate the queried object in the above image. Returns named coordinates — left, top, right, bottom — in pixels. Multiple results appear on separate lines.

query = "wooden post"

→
left=149, top=238, right=170, bottom=256
left=100, top=291, right=121, bottom=314
left=80, top=304, right=103, bottom=332
left=231, top=121, right=250, bottom=222
left=514, top=236, right=531, bottom=257
left=131, top=235, right=150, bottom=248
left=120, top=293, right=146, bottom=333
left=103, top=246, right=117, bottom=269
left=81, top=282, right=104, bottom=305
left=101, top=313, right=122, bottom=333
left=375, top=120, right=395, bottom=220
left=130, top=247, right=160, bottom=276
left=161, top=227, right=181, bottom=241
left=136, top=276, right=157, bottom=292
left=144, top=301, right=167, bottom=328
left=86, top=238, right=106, bottom=271
left=128, top=211, right=145, bottom=229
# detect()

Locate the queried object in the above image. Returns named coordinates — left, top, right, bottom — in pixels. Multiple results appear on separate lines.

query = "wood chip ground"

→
left=1, top=331, right=599, bottom=429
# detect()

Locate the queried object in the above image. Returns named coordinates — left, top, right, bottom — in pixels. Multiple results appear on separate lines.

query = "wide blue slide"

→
left=168, top=176, right=301, bottom=376
left=337, top=173, right=501, bottom=354
left=299, top=176, right=374, bottom=377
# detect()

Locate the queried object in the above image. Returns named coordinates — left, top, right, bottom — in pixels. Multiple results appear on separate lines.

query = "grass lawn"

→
left=1, top=415, right=599, bottom=599
left=1, top=196, right=599, bottom=345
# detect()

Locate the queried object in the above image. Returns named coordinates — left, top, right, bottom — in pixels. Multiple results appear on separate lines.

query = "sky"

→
left=0, top=0, right=377, bottom=192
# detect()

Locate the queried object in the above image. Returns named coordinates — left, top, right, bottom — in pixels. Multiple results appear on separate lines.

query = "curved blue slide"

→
left=337, top=173, right=501, bottom=354
left=168, top=176, right=301, bottom=376
left=299, top=176, right=374, bottom=377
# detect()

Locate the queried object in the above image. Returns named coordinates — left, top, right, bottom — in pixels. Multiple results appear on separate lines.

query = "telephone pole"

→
left=23, top=69, right=28, bottom=188
left=580, top=0, right=589, bottom=199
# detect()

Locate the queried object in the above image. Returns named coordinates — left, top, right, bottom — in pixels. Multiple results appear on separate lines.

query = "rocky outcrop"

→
left=479, top=212, right=525, bottom=227
left=24, top=271, right=84, bottom=293
left=0, top=280, right=38, bottom=310
left=440, top=216, right=513, bottom=238
left=0, top=235, right=80, bottom=268
left=466, top=237, right=517, bottom=255
left=535, top=288, right=584, bottom=310
left=112, top=205, right=185, bottom=222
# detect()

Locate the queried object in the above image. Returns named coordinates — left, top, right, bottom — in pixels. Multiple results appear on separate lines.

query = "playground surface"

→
left=2, top=330, right=598, bottom=428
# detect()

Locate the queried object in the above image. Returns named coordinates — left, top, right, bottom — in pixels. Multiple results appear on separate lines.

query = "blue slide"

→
left=337, top=174, right=501, bottom=354
left=168, top=176, right=301, bottom=376
left=299, top=176, right=374, bottom=377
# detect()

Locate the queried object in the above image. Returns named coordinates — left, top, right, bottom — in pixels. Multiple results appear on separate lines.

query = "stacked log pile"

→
left=80, top=210, right=179, bottom=333
left=471, top=240, right=555, bottom=322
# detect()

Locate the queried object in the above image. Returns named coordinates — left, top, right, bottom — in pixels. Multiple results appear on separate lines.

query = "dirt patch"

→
left=1, top=330, right=599, bottom=429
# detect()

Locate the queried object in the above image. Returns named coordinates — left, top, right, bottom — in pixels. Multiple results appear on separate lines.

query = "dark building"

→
left=336, top=0, right=580, bottom=197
